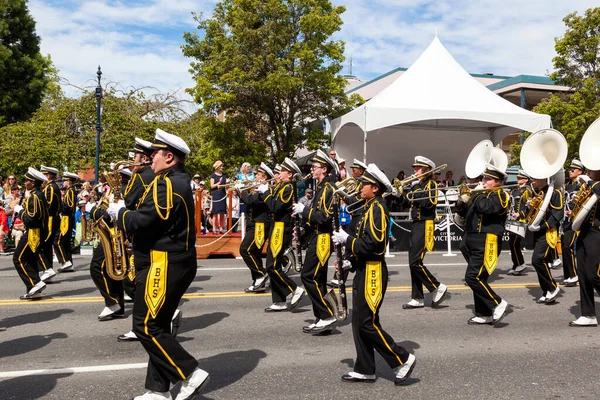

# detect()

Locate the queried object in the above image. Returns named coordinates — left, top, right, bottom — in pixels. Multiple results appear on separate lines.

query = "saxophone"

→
left=94, top=160, right=148, bottom=281
left=525, top=190, right=545, bottom=225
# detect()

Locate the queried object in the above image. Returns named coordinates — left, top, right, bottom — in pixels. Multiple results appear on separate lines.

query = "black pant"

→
left=13, top=232, right=43, bottom=292
left=575, top=228, right=600, bottom=317
left=531, top=231, right=557, bottom=294
left=508, top=233, right=524, bottom=268
left=562, top=229, right=578, bottom=280
left=132, top=251, right=198, bottom=392
left=38, top=216, right=59, bottom=271
left=301, top=233, right=334, bottom=320
left=89, top=243, right=124, bottom=308
left=239, top=224, right=268, bottom=281
left=265, top=225, right=297, bottom=303
left=408, top=220, right=439, bottom=299
left=54, top=216, right=74, bottom=264
left=460, top=233, right=502, bottom=317
left=352, top=260, right=409, bottom=375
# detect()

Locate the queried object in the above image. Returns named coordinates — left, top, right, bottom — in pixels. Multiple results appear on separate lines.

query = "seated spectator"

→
left=191, top=174, right=203, bottom=190
left=11, top=212, right=25, bottom=248
left=443, top=171, right=455, bottom=187
left=237, top=162, right=255, bottom=182
left=299, top=188, right=313, bottom=207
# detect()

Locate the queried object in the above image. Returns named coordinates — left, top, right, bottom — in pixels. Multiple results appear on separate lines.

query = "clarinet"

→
left=292, top=175, right=305, bottom=270
left=332, top=194, right=348, bottom=320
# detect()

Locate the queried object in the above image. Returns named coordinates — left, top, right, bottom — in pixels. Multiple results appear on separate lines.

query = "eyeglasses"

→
left=311, top=164, right=324, bottom=170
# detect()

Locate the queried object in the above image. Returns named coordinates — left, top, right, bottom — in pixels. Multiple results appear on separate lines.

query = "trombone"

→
left=394, top=164, right=448, bottom=194
left=405, top=182, right=518, bottom=202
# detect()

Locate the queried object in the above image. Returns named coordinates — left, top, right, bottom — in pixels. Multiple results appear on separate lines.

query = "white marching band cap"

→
left=359, top=163, right=393, bottom=193
left=483, top=164, right=507, bottom=181
left=133, top=137, right=154, bottom=156
left=412, top=156, right=436, bottom=170
left=25, top=167, right=48, bottom=183
left=312, top=149, right=339, bottom=173
left=40, top=165, right=59, bottom=175
left=351, top=159, right=367, bottom=170
left=281, top=157, right=302, bottom=175
left=118, top=166, right=133, bottom=177
left=62, top=172, right=80, bottom=181
left=570, top=159, right=585, bottom=170
left=517, top=169, right=530, bottom=179
left=274, top=164, right=282, bottom=173
left=151, top=128, right=191, bottom=156
left=258, top=162, right=274, bottom=178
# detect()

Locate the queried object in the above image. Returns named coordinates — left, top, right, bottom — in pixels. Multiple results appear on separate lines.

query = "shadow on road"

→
left=178, top=312, right=230, bottom=337
left=0, top=373, right=72, bottom=400
left=172, top=349, right=267, bottom=398
left=0, top=309, right=74, bottom=329
left=0, top=333, right=68, bottom=359
left=48, top=286, right=97, bottom=297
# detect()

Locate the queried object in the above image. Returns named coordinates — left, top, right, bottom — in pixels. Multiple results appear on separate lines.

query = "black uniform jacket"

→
left=240, top=189, right=271, bottom=227
left=579, top=180, right=600, bottom=229
left=43, top=181, right=62, bottom=219
left=124, top=166, right=155, bottom=210
left=117, top=164, right=196, bottom=267
left=563, top=180, right=581, bottom=230
left=61, top=187, right=77, bottom=218
left=456, top=188, right=509, bottom=237
left=510, top=185, right=531, bottom=222
left=529, top=185, right=564, bottom=231
left=407, top=178, right=437, bottom=221
left=301, top=176, right=335, bottom=235
left=23, top=188, right=49, bottom=234
left=261, top=181, right=294, bottom=224
left=346, top=196, right=389, bottom=265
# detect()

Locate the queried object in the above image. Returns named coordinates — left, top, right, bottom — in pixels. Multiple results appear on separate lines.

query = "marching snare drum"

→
left=505, top=220, right=527, bottom=238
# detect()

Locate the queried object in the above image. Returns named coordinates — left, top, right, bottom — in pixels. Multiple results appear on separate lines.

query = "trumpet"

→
left=334, top=177, right=359, bottom=198
left=216, top=179, right=255, bottom=190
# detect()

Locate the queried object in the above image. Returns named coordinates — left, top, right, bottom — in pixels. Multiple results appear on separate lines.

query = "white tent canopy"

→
left=331, top=36, right=552, bottom=179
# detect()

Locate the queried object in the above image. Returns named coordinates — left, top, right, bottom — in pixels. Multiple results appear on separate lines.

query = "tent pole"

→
left=363, top=108, right=367, bottom=163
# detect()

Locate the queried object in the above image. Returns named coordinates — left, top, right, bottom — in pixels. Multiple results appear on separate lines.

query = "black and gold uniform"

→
left=572, top=178, right=600, bottom=323
left=13, top=169, right=49, bottom=298
left=54, top=173, right=78, bottom=269
left=239, top=164, right=273, bottom=293
left=456, top=167, right=509, bottom=322
left=39, top=166, right=61, bottom=275
left=339, top=164, right=415, bottom=384
left=403, top=156, right=445, bottom=308
left=299, top=171, right=336, bottom=325
left=114, top=130, right=206, bottom=397
left=529, top=183, right=563, bottom=302
left=561, top=169, right=582, bottom=284
left=507, top=176, right=531, bottom=274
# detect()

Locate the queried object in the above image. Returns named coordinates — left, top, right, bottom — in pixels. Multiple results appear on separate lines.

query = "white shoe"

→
left=40, top=268, right=56, bottom=282
left=431, top=283, right=448, bottom=307
left=57, top=261, right=73, bottom=272
left=507, top=269, right=515, bottom=275
left=545, top=287, right=560, bottom=303
left=254, top=274, right=268, bottom=288
left=394, top=353, right=416, bottom=385
left=117, top=330, right=139, bottom=342
left=289, top=287, right=305, bottom=310
left=536, top=295, right=546, bottom=304
left=569, top=316, right=598, bottom=327
left=493, top=299, right=508, bottom=324
left=514, top=264, right=527, bottom=273
left=265, top=302, right=287, bottom=312
left=28, top=280, right=47, bottom=296
left=133, top=391, right=172, bottom=400
left=403, top=299, right=424, bottom=309
left=98, top=304, right=121, bottom=319
left=52, top=255, right=58, bottom=263
left=552, top=259, right=562, bottom=268
left=311, top=317, right=337, bottom=333
left=468, top=316, right=493, bottom=325
left=124, top=294, right=133, bottom=302
left=175, top=367, right=209, bottom=400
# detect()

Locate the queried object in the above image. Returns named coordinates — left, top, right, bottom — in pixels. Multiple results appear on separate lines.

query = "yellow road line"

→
left=0, top=282, right=542, bottom=307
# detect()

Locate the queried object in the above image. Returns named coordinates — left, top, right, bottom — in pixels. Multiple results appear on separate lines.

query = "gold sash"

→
left=316, top=233, right=331, bottom=266
left=254, top=222, right=265, bottom=248
left=28, top=228, right=41, bottom=252
left=546, top=227, right=558, bottom=249
left=425, top=220, right=434, bottom=252
left=128, top=254, right=136, bottom=281
left=60, top=215, right=70, bottom=236
left=484, top=233, right=498, bottom=275
left=365, top=261, right=383, bottom=313
left=46, top=216, right=53, bottom=240
left=269, top=221, right=284, bottom=257
left=145, top=250, right=168, bottom=319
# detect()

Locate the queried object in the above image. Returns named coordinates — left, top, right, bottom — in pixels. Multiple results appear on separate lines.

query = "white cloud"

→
left=28, top=0, right=599, bottom=101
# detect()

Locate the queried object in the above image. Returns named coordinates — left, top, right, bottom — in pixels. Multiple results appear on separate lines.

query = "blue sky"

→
left=29, top=0, right=598, bottom=98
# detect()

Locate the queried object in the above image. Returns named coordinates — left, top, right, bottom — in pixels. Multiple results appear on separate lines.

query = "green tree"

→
left=182, top=0, right=356, bottom=163
left=0, top=0, right=51, bottom=127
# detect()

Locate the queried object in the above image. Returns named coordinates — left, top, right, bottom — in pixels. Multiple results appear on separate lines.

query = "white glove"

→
left=234, top=183, right=244, bottom=190
left=107, top=201, right=125, bottom=221
left=332, top=229, right=349, bottom=245
left=579, top=175, right=592, bottom=185
left=256, top=184, right=269, bottom=194
left=528, top=224, right=540, bottom=232
left=410, top=180, right=420, bottom=188
left=474, top=182, right=484, bottom=191
left=342, top=259, right=352, bottom=270
left=292, top=203, right=305, bottom=215
left=13, top=205, right=23, bottom=215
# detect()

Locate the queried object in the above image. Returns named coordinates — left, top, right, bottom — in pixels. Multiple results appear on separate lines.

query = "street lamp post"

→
left=95, top=66, right=103, bottom=183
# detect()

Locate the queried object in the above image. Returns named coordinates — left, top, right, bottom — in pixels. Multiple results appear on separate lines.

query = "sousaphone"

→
left=572, top=118, right=600, bottom=231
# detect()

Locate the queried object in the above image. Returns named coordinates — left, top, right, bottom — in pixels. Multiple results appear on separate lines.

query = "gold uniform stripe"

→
left=144, top=310, right=186, bottom=380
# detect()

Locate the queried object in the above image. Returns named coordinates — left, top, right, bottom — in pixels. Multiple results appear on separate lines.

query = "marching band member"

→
left=560, top=159, right=584, bottom=287
left=13, top=168, right=50, bottom=300
left=456, top=165, right=509, bottom=325
left=258, top=158, right=305, bottom=313
left=108, top=128, right=209, bottom=400
left=507, top=170, right=531, bottom=275
left=333, top=163, right=416, bottom=385
left=292, top=150, right=337, bottom=334
left=239, top=163, right=274, bottom=293
left=55, top=172, right=79, bottom=272
left=402, top=156, right=448, bottom=309
left=528, top=175, right=564, bottom=304
left=38, top=165, right=62, bottom=282
left=569, top=170, right=600, bottom=326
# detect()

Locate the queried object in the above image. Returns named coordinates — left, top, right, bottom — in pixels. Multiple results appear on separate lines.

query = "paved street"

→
left=1, top=250, right=599, bottom=399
